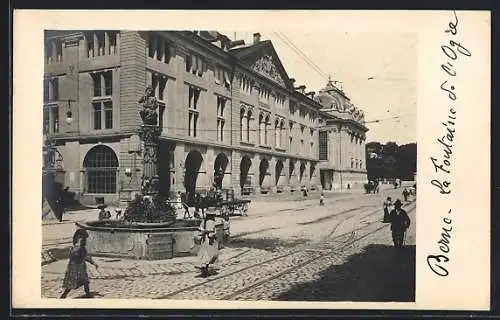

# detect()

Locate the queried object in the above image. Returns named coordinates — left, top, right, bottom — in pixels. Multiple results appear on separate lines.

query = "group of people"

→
left=97, top=205, right=123, bottom=221
left=383, top=196, right=411, bottom=248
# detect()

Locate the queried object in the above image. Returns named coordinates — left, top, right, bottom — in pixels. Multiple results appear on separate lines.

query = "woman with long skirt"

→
left=195, top=212, right=219, bottom=277
left=60, top=229, right=98, bottom=298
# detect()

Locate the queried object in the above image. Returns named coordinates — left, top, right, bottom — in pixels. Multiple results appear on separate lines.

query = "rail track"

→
left=156, top=200, right=415, bottom=300
left=225, top=202, right=416, bottom=301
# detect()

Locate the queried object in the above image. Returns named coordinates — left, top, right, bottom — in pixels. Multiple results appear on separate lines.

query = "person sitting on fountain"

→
left=98, top=205, right=110, bottom=220
left=195, top=212, right=219, bottom=277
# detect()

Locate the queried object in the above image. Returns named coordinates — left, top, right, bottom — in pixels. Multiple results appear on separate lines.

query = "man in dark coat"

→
left=388, top=199, right=411, bottom=248
left=402, top=188, right=409, bottom=202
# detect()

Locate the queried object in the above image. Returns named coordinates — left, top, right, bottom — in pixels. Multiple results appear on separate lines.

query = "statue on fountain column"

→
left=139, top=86, right=159, bottom=126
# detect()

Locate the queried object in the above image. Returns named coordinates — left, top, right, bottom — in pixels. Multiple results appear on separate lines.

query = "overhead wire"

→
left=272, top=32, right=329, bottom=81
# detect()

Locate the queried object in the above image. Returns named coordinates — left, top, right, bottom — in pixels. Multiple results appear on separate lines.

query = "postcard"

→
left=12, top=9, right=490, bottom=310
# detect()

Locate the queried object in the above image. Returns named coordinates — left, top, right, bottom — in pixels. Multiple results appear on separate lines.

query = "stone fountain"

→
left=76, top=87, right=202, bottom=260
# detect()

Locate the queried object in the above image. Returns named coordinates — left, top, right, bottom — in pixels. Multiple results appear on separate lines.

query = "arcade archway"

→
left=299, top=162, right=306, bottom=184
left=259, top=158, right=269, bottom=187
left=240, top=155, right=252, bottom=190
left=275, top=159, right=284, bottom=186
left=213, top=152, right=229, bottom=190
left=184, top=150, right=203, bottom=194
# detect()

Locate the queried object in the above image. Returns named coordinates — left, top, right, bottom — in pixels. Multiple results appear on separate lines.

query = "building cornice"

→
left=159, top=134, right=319, bottom=162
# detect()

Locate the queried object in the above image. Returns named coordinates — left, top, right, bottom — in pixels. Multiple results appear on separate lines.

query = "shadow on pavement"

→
left=227, top=237, right=309, bottom=252
left=276, top=244, right=415, bottom=302
left=46, top=246, right=71, bottom=260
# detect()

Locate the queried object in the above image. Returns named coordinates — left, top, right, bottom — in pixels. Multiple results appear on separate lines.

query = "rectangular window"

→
left=104, top=71, right=113, bottom=96
left=43, top=80, right=49, bottom=103
left=44, top=78, right=59, bottom=102
left=92, top=71, right=113, bottom=97
left=188, top=111, right=198, bottom=137
left=86, top=31, right=118, bottom=58
left=186, top=53, right=205, bottom=77
left=93, top=73, right=102, bottom=97
left=148, top=34, right=171, bottom=63
left=45, top=39, right=63, bottom=63
left=319, top=131, right=328, bottom=160
left=87, top=34, right=94, bottom=58
left=51, top=78, right=59, bottom=102
left=217, top=96, right=226, bottom=142
left=92, top=100, right=113, bottom=130
left=217, top=119, right=225, bottom=142
left=51, top=106, right=59, bottom=133
left=158, top=77, right=167, bottom=101
left=55, top=40, right=63, bottom=63
left=188, top=86, right=200, bottom=109
left=188, top=85, right=200, bottom=138
left=97, top=32, right=105, bottom=56
left=104, top=101, right=113, bottom=129
left=43, top=107, right=50, bottom=134
left=45, top=41, right=53, bottom=64
left=149, top=72, right=168, bottom=101
left=93, top=102, right=102, bottom=130
left=109, top=32, right=117, bottom=55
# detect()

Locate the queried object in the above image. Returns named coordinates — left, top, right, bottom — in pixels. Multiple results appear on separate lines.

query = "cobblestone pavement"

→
left=41, top=187, right=415, bottom=300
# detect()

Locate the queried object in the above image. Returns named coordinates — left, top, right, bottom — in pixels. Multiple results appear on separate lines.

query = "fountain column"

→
left=139, top=124, right=161, bottom=196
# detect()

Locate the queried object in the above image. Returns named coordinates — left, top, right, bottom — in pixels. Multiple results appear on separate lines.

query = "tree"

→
left=365, top=141, right=417, bottom=181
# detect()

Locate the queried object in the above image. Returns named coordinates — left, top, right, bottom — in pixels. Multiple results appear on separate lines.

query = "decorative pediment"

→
left=251, top=55, right=286, bottom=87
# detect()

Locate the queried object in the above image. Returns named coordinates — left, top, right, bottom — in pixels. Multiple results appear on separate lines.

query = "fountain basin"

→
left=76, top=219, right=224, bottom=260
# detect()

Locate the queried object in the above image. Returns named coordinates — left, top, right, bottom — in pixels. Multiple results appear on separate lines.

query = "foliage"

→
left=123, top=194, right=176, bottom=223
left=366, top=142, right=417, bottom=181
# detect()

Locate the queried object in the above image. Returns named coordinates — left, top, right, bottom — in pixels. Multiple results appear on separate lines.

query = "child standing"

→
left=60, top=229, right=99, bottom=298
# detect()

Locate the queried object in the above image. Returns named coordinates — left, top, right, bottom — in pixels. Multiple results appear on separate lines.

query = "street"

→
left=41, top=186, right=415, bottom=301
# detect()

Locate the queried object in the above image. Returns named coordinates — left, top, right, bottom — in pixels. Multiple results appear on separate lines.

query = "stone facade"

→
left=43, top=30, right=368, bottom=205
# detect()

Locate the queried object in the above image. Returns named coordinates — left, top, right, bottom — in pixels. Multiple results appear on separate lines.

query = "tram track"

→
left=155, top=200, right=416, bottom=300
left=225, top=202, right=417, bottom=300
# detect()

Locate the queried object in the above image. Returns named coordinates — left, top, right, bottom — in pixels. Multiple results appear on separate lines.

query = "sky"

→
left=229, top=31, right=417, bottom=145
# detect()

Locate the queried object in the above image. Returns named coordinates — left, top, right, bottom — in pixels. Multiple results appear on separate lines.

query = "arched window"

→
left=240, top=108, right=246, bottom=141
left=83, top=145, right=119, bottom=194
left=275, top=119, right=280, bottom=148
left=259, top=114, right=264, bottom=145
left=265, top=115, right=270, bottom=145
left=280, top=120, right=285, bottom=149
left=246, top=110, right=252, bottom=143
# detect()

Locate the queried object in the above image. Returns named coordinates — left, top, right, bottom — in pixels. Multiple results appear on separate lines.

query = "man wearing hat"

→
left=388, top=199, right=411, bottom=248
left=382, top=197, right=393, bottom=223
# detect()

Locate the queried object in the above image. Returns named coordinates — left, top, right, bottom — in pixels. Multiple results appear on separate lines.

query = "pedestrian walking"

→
left=60, top=229, right=98, bottom=298
left=382, top=197, right=393, bottom=223
left=402, top=188, right=409, bottom=202
left=195, top=212, right=219, bottom=277
left=319, top=193, right=324, bottom=206
left=388, top=199, right=411, bottom=248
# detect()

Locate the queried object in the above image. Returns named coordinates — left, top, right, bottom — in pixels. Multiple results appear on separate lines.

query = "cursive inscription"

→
left=429, top=11, right=471, bottom=196
left=426, top=11, right=471, bottom=278
left=427, top=210, right=453, bottom=277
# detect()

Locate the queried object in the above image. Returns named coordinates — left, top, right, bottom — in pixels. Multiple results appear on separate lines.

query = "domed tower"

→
left=316, top=77, right=368, bottom=192
left=314, top=78, right=345, bottom=112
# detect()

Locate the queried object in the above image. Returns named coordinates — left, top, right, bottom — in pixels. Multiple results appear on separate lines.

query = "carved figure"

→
left=252, top=55, right=285, bottom=86
left=359, top=110, right=365, bottom=121
left=138, top=86, right=159, bottom=126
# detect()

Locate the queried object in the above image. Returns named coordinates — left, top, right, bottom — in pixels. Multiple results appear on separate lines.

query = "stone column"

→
left=139, top=125, right=161, bottom=196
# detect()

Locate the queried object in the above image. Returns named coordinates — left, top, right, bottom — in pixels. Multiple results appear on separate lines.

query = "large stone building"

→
left=43, top=30, right=367, bottom=205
